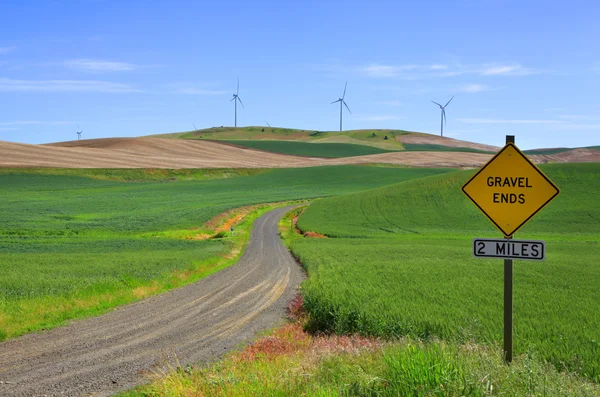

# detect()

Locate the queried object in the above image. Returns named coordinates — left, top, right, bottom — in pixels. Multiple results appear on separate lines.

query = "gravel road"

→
left=0, top=206, right=304, bottom=396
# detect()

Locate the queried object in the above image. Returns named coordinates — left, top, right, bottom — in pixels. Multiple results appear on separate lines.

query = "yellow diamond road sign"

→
left=462, top=142, right=560, bottom=237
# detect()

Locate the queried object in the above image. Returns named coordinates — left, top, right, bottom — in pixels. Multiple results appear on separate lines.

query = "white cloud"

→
left=556, top=123, right=600, bottom=131
left=457, top=84, right=489, bottom=93
left=0, top=47, right=15, bottom=54
left=0, top=78, right=141, bottom=93
left=65, top=59, right=137, bottom=72
left=0, top=121, right=72, bottom=126
left=458, top=118, right=562, bottom=124
left=358, top=115, right=400, bottom=121
left=358, top=62, right=541, bottom=79
left=558, top=114, right=600, bottom=121
left=479, top=64, right=540, bottom=76
left=361, top=64, right=418, bottom=77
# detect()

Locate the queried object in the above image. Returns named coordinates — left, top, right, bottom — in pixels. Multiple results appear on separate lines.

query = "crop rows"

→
left=293, top=163, right=600, bottom=381
left=219, top=140, right=395, bottom=158
left=0, top=165, right=451, bottom=338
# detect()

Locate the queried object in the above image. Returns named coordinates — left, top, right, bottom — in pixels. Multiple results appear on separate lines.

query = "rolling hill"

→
left=154, top=126, right=598, bottom=161
left=0, top=126, right=597, bottom=168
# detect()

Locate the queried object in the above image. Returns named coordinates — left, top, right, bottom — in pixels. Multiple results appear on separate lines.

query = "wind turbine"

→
left=193, top=123, right=198, bottom=131
left=331, top=82, right=351, bottom=132
left=230, top=78, right=244, bottom=127
left=76, top=124, right=83, bottom=140
left=431, top=96, right=454, bottom=137
left=265, top=121, right=271, bottom=127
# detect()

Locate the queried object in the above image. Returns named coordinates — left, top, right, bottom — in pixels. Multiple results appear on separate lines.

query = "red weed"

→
left=286, top=293, right=305, bottom=320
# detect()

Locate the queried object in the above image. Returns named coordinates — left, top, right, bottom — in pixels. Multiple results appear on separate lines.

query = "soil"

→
left=1, top=136, right=597, bottom=169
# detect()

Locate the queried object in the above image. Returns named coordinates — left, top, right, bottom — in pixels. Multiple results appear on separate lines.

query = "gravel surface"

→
left=0, top=206, right=304, bottom=397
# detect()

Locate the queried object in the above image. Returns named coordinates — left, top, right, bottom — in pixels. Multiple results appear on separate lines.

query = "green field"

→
left=403, top=143, right=494, bottom=154
left=0, top=166, right=453, bottom=339
left=154, top=126, right=410, bottom=150
left=220, top=140, right=396, bottom=158
left=293, top=163, right=600, bottom=381
left=0, top=168, right=269, bottom=182
left=524, top=148, right=572, bottom=155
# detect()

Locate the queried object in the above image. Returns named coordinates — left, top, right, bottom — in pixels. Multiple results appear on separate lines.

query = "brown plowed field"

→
left=397, top=132, right=501, bottom=152
left=0, top=137, right=597, bottom=169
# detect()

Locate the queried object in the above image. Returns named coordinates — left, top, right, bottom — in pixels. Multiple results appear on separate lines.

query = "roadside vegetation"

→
left=0, top=165, right=452, bottom=339
left=124, top=310, right=599, bottom=397
left=292, top=163, right=600, bottom=382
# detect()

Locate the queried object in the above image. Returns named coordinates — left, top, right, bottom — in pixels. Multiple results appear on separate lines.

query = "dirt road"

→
left=0, top=206, right=304, bottom=396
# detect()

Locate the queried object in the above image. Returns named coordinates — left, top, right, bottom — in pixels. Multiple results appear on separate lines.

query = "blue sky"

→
left=1, top=0, right=599, bottom=149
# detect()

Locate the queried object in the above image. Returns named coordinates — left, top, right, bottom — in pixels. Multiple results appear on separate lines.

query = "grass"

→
left=0, top=168, right=269, bottom=182
left=219, top=140, right=397, bottom=158
left=121, top=322, right=600, bottom=397
left=524, top=148, right=573, bottom=155
left=154, top=126, right=412, bottom=150
left=152, top=126, right=599, bottom=156
left=403, top=143, right=494, bottom=154
left=0, top=165, right=453, bottom=339
left=291, top=163, right=600, bottom=382
left=297, top=163, right=600, bottom=238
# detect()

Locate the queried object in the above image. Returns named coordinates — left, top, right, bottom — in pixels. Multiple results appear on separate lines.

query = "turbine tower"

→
left=230, top=78, right=244, bottom=128
left=431, top=96, right=454, bottom=137
left=331, top=82, right=351, bottom=132
left=76, top=124, right=83, bottom=141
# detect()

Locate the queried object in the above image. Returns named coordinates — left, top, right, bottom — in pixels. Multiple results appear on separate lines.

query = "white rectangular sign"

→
left=473, top=238, right=545, bottom=261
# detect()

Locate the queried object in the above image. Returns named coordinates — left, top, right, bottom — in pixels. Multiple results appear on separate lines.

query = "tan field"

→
left=0, top=137, right=597, bottom=169
left=397, top=132, right=501, bottom=152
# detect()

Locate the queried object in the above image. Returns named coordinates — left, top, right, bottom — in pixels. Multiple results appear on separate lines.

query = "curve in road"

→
left=0, top=206, right=304, bottom=397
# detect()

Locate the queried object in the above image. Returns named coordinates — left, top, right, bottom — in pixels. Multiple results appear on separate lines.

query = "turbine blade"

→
left=342, top=81, right=347, bottom=99
left=237, top=96, right=244, bottom=108
left=193, top=123, right=197, bottom=130
left=443, top=109, right=447, bottom=125
left=331, top=99, right=341, bottom=104
left=237, top=78, right=239, bottom=95
left=266, top=121, right=271, bottom=127
left=445, top=96, right=454, bottom=107
left=431, top=101, right=442, bottom=107
left=76, top=124, right=80, bottom=129
left=343, top=100, right=352, bottom=114
left=230, top=97, right=235, bottom=102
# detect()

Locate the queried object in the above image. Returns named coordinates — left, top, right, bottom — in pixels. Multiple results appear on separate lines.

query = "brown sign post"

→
left=461, top=135, right=560, bottom=363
